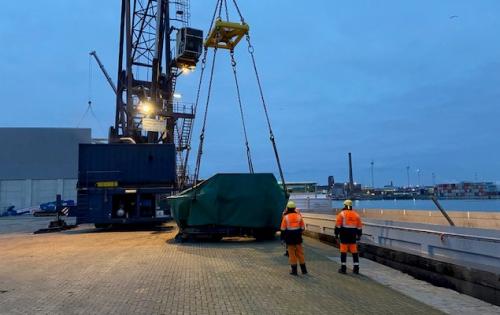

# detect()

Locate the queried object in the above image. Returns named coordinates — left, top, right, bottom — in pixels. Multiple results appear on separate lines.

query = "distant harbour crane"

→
left=89, top=51, right=117, bottom=95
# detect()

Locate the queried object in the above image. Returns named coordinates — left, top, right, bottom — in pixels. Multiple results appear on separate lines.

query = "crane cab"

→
left=175, top=27, right=203, bottom=70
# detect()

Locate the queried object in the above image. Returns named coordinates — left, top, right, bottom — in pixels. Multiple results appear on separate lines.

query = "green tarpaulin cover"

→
left=168, top=173, right=286, bottom=229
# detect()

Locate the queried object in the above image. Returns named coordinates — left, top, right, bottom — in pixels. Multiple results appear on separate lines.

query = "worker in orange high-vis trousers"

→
left=280, top=201, right=307, bottom=275
left=334, top=199, right=363, bottom=274
left=282, top=202, right=301, bottom=257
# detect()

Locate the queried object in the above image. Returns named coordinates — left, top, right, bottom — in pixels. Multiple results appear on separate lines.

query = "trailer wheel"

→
left=175, top=232, right=190, bottom=243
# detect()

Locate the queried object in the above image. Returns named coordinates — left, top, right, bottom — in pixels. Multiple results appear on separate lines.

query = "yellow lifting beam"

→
left=204, top=18, right=249, bottom=50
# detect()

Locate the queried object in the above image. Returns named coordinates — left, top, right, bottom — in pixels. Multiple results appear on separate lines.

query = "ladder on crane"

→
left=173, top=102, right=194, bottom=187
left=173, top=0, right=191, bottom=27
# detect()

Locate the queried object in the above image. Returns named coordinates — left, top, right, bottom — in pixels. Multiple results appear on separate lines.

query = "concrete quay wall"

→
left=301, top=213, right=500, bottom=306
left=326, top=208, right=500, bottom=230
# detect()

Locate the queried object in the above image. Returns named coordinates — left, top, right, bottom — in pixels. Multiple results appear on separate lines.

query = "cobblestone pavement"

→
left=308, top=239, right=500, bottom=315
left=0, top=218, right=442, bottom=315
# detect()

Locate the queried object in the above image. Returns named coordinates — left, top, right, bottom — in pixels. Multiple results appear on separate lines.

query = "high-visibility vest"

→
left=281, top=212, right=305, bottom=231
left=335, top=209, right=362, bottom=229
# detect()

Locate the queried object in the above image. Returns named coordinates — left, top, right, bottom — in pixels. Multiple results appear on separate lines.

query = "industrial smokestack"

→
left=348, top=152, right=354, bottom=192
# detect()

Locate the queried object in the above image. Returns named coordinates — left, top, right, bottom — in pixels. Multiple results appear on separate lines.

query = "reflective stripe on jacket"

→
left=335, top=209, right=362, bottom=244
left=335, top=210, right=362, bottom=229
left=281, top=212, right=305, bottom=231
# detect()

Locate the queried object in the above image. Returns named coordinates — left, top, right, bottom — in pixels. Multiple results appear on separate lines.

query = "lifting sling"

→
left=181, top=0, right=288, bottom=195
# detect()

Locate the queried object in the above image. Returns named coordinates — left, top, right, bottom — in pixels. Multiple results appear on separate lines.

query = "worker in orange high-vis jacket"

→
left=282, top=203, right=301, bottom=257
left=280, top=201, right=307, bottom=275
left=334, top=199, right=363, bottom=274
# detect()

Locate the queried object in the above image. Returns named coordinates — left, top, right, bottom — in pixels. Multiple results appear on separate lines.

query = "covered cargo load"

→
left=168, top=173, right=286, bottom=240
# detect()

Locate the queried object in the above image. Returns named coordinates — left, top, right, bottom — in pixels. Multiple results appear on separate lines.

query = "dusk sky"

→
left=1, top=1, right=499, bottom=186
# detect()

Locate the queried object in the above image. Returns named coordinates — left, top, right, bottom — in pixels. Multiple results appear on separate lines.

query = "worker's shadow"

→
left=166, top=236, right=328, bottom=276
left=166, top=234, right=280, bottom=245
left=166, top=235, right=284, bottom=259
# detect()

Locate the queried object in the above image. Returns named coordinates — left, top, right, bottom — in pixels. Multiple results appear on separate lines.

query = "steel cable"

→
left=230, top=51, right=254, bottom=173
left=180, top=0, right=219, bottom=189
left=207, top=0, right=221, bottom=35
left=189, top=0, right=288, bottom=195
left=193, top=48, right=219, bottom=194
left=223, top=0, right=230, bottom=21
left=179, top=48, right=209, bottom=189
left=230, top=0, right=245, bottom=22
left=229, top=0, right=287, bottom=191
left=245, top=34, right=287, bottom=193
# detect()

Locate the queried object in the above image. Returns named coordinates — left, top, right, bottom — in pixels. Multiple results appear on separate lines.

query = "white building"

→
left=0, top=128, right=91, bottom=213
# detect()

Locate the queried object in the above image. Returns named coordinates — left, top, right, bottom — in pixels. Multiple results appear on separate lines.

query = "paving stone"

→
left=0, top=218, right=442, bottom=314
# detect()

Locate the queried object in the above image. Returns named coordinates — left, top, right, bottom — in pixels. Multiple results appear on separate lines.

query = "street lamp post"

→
left=406, top=165, right=410, bottom=188
left=370, top=160, right=374, bottom=188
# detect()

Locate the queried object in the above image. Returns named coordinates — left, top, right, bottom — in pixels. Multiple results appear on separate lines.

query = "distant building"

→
left=0, top=128, right=91, bottom=212
left=331, top=183, right=347, bottom=198
left=316, top=185, right=330, bottom=194
left=286, top=182, right=318, bottom=194
left=327, top=176, right=334, bottom=190
left=436, top=182, right=498, bottom=198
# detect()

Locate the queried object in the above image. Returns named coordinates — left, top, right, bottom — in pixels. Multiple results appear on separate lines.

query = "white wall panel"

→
left=0, top=180, right=26, bottom=210
left=31, top=180, right=59, bottom=206
left=62, top=179, right=77, bottom=201
left=1, top=179, right=78, bottom=210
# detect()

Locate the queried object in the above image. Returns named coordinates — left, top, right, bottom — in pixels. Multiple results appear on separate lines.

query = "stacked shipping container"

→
left=436, top=182, right=499, bottom=198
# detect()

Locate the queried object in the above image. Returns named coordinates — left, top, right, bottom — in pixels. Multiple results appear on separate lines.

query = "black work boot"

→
left=338, top=265, right=347, bottom=274
left=353, top=253, right=360, bottom=274
left=300, top=263, right=308, bottom=275
left=353, top=265, right=359, bottom=274
left=290, top=265, right=298, bottom=276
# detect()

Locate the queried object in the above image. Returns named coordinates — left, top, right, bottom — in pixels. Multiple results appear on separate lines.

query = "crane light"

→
left=181, top=65, right=196, bottom=75
left=139, top=101, right=153, bottom=114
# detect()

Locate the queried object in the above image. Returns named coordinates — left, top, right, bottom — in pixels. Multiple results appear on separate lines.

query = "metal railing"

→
left=301, top=213, right=500, bottom=271
left=363, top=221, right=500, bottom=243
left=172, top=101, right=194, bottom=115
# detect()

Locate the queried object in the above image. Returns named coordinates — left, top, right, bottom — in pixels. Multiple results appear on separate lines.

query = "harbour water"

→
left=332, top=199, right=500, bottom=212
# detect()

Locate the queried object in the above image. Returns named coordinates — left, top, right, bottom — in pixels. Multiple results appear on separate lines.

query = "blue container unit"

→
left=75, top=144, right=176, bottom=227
